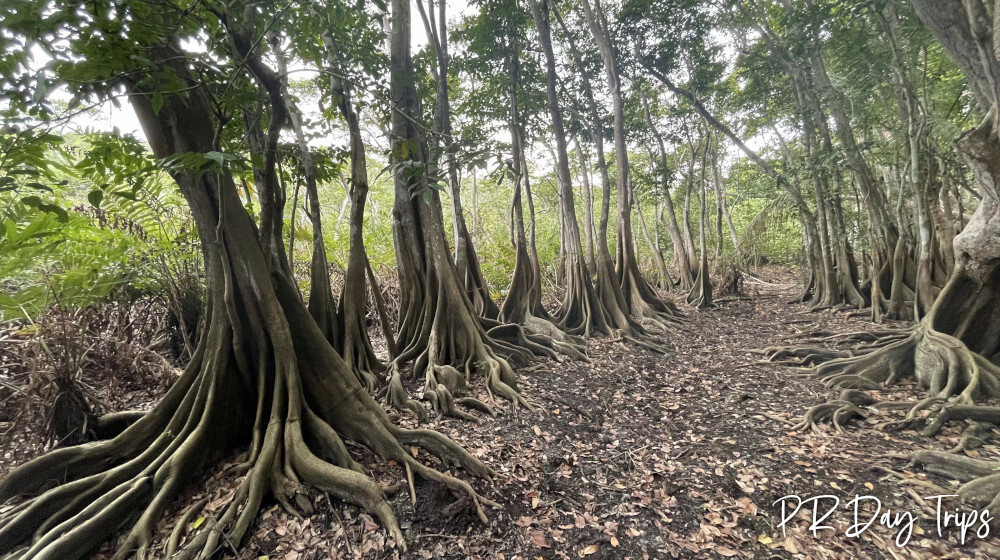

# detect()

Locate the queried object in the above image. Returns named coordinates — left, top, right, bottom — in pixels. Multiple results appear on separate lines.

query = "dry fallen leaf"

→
left=530, top=530, right=550, bottom=548
left=581, top=543, right=600, bottom=556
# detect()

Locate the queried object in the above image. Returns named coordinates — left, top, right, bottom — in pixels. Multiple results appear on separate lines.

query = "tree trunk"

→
left=580, top=0, right=680, bottom=326
left=529, top=0, right=616, bottom=339
left=497, top=15, right=585, bottom=361
left=687, top=131, right=713, bottom=308
left=416, top=0, right=500, bottom=320
left=389, top=0, right=535, bottom=419
left=319, top=34, right=389, bottom=385
left=639, top=90, right=691, bottom=288
left=577, top=141, right=597, bottom=275
left=0, top=29, right=495, bottom=559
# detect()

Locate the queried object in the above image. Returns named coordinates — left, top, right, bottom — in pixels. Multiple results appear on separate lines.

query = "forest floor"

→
left=4, top=266, right=1000, bottom=559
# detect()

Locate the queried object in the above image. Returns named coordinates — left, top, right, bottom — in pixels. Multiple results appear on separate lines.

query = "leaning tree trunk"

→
left=0, top=39, right=496, bottom=560
left=736, top=4, right=867, bottom=310
left=543, top=3, right=669, bottom=351
left=528, top=0, right=619, bottom=340
left=639, top=90, right=691, bottom=289
left=577, top=141, right=598, bottom=275
left=497, top=23, right=586, bottom=361
left=639, top=62, right=824, bottom=302
left=762, top=0, right=1000, bottom=519
left=807, top=38, right=907, bottom=315
left=416, top=0, right=500, bottom=321
left=274, top=37, right=383, bottom=391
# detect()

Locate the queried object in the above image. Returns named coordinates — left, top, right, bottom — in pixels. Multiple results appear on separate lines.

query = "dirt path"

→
left=8, top=267, right=1000, bottom=559
left=337, top=267, right=999, bottom=560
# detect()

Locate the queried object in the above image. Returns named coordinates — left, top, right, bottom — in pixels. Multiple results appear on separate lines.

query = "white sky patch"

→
left=47, top=1, right=473, bottom=144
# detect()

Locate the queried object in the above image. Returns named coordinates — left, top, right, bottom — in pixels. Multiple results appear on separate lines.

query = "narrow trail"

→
left=366, top=266, right=997, bottom=560
left=5, top=268, right=998, bottom=559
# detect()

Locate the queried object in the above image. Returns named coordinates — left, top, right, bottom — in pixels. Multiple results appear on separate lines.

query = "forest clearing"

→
left=2, top=0, right=1000, bottom=559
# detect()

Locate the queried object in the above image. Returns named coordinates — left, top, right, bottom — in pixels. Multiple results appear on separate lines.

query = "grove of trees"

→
left=0, top=0, right=998, bottom=558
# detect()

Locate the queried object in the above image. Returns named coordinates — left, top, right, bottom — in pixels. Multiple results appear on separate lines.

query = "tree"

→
left=527, top=0, right=663, bottom=351
left=285, top=2, right=397, bottom=388
left=415, top=0, right=500, bottom=320
left=636, top=81, right=694, bottom=288
left=577, top=0, right=682, bottom=326
left=0, top=4, right=495, bottom=558
left=685, top=128, right=714, bottom=308
left=386, top=0, right=543, bottom=419
left=768, top=0, right=1000, bottom=515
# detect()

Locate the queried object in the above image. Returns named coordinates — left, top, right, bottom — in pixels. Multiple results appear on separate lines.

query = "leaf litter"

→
left=3, top=266, right=1000, bottom=559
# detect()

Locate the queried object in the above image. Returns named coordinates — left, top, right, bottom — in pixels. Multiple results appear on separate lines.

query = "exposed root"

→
left=791, top=389, right=874, bottom=433
left=393, top=264, right=543, bottom=416
left=948, top=422, right=994, bottom=454
left=387, top=364, right=428, bottom=421
left=685, top=262, right=714, bottom=310
left=759, top=345, right=847, bottom=366
left=422, top=365, right=480, bottom=422
left=910, top=451, right=1000, bottom=520
left=522, top=315, right=591, bottom=362
left=94, top=410, right=146, bottom=440
left=609, top=329, right=671, bottom=355
left=0, top=267, right=501, bottom=560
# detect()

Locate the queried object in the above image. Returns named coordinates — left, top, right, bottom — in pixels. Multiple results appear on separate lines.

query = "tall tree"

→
left=387, top=0, right=539, bottom=419
left=0, top=3, right=495, bottom=558
left=416, top=0, right=500, bottom=319
left=578, top=0, right=681, bottom=326
left=528, top=0, right=662, bottom=350
left=771, top=0, right=1000, bottom=512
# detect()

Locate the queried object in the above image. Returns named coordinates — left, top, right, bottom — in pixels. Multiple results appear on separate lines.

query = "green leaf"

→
left=87, top=190, right=104, bottom=207
left=205, top=151, right=226, bottom=167
left=38, top=203, right=69, bottom=222
left=112, top=190, right=138, bottom=201
left=3, top=219, right=16, bottom=243
left=20, top=195, right=42, bottom=207
left=151, top=91, right=164, bottom=114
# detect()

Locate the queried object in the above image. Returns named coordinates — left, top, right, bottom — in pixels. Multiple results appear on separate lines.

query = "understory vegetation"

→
left=1, top=0, right=999, bottom=558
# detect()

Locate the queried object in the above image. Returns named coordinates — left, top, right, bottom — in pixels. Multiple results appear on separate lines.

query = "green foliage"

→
left=1, top=131, right=199, bottom=320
